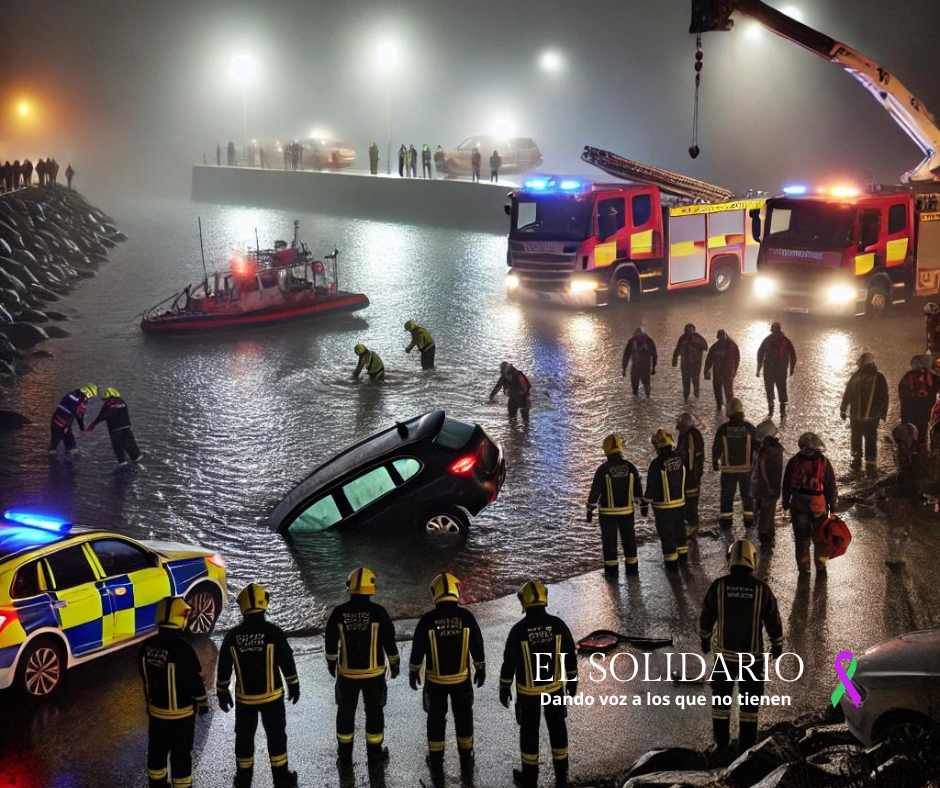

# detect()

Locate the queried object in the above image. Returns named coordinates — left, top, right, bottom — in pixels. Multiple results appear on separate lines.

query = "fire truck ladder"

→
left=581, top=146, right=734, bottom=203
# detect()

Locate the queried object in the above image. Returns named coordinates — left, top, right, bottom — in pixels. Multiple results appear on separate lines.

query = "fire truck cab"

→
left=505, top=177, right=762, bottom=306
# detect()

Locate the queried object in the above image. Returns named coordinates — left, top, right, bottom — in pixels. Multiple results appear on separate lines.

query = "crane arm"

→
left=690, top=0, right=940, bottom=182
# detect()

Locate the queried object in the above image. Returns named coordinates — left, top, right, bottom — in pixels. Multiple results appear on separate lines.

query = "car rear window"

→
left=90, top=539, right=153, bottom=576
left=46, top=545, right=97, bottom=589
left=291, top=495, right=343, bottom=534
left=435, top=418, right=476, bottom=449
left=392, top=458, right=422, bottom=481
left=11, top=559, right=43, bottom=598
left=343, top=467, right=396, bottom=512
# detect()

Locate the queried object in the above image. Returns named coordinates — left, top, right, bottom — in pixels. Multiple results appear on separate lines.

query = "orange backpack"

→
left=815, top=515, right=852, bottom=559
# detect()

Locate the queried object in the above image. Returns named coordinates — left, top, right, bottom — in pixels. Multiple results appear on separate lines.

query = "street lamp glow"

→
left=309, top=127, right=331, bottom=141
left=780, top=5, right=803, bottom=22
left=539, top=50, right=564, bottom=73
left=744, top=22, right=764, bottom=40
left=228, top=54, right=256, bottom=84
left=489, top=116, right=517, bottom=138
left=16, top=100, right=30, bottom=118
left=376, top=41, right=398, bottom=68
left=375, top=41, right=399, bottom=175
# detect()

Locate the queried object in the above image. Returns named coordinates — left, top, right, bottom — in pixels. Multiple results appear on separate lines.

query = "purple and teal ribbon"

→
left=831, top=651, right=861, bottom=709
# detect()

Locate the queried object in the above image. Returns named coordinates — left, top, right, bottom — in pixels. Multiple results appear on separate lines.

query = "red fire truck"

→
left=504, top=149, right=764, bottom=307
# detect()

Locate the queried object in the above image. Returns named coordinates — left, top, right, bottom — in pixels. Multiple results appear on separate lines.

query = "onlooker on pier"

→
left=22, top=159, right=33, bottom=186
left=66, top=163, right=75, bottom=190
left=489, top=150, right=502, bottom=183
left=227, top=141, right=236, bottom=167
left=12, top=160, right=21, bottom=189
left=421, top=144, right=432, bottom=178
left=471, top=147, right=481, bottom=182
left=434, top=145, right=446, bottom=178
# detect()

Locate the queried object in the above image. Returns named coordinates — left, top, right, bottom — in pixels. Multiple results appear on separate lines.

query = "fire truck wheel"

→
left=865, top=285, right=890, bottom=317
left=710, top=262, right=737, bottom=294
left=612, top=272, right=634, bottom=304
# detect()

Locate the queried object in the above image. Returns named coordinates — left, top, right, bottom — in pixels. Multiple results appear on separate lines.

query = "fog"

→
left=2, top=0, right=939, bottom=197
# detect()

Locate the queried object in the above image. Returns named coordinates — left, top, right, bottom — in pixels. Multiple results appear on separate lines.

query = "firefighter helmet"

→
left=155, top=596, right=191, bottom=630
left=798, top=432, right=825, bottom=453
left=499, top=361, right=511, bottom=376
left=603, top=433, right=624, bottom=457
left=347, top=566, right=376, bottom=595
left=102, top=387, right=121, bottom=399
left=857, top=351, right=875, bottom=367
left=354, top=343, right=367, bottom=356
left=684, top=323, right=696, bottom=333
left=676, top=412, right=694, bottom=432
left=729, top=540, right=757, bottom=571
left=79, top=383, right=98, bottom=399
left=925, top=302, right=940, bottom=316
left=651, top=428, right=675, bottom=450
left=727, top=398, right=745, bottom=416
left=716, top=329, right=727, bottom=340
left=912, top=355, right=931, bottom=370
left=756, top=419, right=778, bottom=441
left=517, top=580, right=548, bottom=610
left=404, top=320, right=417, bottom=331
left=430, top=572, right=460, bottom=604
left=634, top=326, right=646, bottom=337
left=770, top=321, right=782, bottom=333
left=237, top=583, right=269, bottom=614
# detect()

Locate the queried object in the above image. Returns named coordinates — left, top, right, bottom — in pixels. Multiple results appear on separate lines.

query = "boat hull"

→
left=141, top=292, right=369, bottom=335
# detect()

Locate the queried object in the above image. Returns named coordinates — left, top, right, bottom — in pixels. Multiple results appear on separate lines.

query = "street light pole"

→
left=242, top=87, right=249, bottom=160
left=386, top=71, right=393, bottom=175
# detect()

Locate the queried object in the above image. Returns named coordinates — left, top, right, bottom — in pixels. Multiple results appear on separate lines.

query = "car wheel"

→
left=184, top=585, right=221, bottom=635
left=875, top=711, right=935, bottom=743
left=17, top=638, right=65, bottom=699
left=711, top=263, right=736, bottom=294
left=421, top=507, right=470, bottom=542
left=612, top=272, right=634, bottom=305
left=866, top=285, right=890, bottom=317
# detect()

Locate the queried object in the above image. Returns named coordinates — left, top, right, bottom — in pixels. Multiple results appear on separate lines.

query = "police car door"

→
left=43, top=545, right=107, bottom=656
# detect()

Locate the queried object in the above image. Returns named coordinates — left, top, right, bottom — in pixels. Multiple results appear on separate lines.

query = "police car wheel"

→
left=422, top=507, right=469, bottom=542
left=184, top=586, right=221, bottom=635
left=18, top=639, right=65, bottom=698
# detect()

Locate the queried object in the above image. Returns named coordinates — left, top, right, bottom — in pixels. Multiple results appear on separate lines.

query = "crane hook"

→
left=690, top=35, right=703, bottom=159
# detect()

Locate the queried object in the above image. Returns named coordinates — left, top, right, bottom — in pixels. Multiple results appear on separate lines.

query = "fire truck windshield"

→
left=766, top=201, right=856, bottom=252
left=510, top=195, right=594, bottom=242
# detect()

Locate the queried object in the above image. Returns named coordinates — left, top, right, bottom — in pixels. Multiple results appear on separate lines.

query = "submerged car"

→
left=840, top=628, right=940, bottom=745
left=442, top=136, right=543, bottom=177
left=267, top=411, right=505, bottom=539
left=0, top=510, right=227, bottom=698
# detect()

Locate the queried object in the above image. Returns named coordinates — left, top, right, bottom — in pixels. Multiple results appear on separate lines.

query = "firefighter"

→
left=644, top=429, right=689, bottom=568
left=699, top=541, right=784, bottom=755
left=471, top=147, right=482, bottom=183
left=898, top=354, right=938, bottom=445
left=217, top=584, right=300, bottom=788
left=398, top=144, right=406, bottom=177
left=499, top=581, right=578, bottom=788
left=434, top=145, right=446, bottom=176
left=369, top=141, right=379, bottom=175
left=704, top=330, right=740, bottom=409
left=409, top=144, right=418, bottom=177
left=586, top=433, right=644, bottom=574
left=925, top=302, right=940, bottom=354
left=489, top=361, right=532, bottom=421
left=404, top=319, right=436, bottom=369
left=782, top=433, right=837, bottom=573
left=140, top=596, right=209, bottom=788
left=66, top=163, right=76, bottom=189
left=756, top=321, right=797, bottom=418
left=622, top=326, right=658, bottom=398
left=840, top=352, right=889, bottom=468
left=490, top=149, right=502, bottom=183
left=422, top=144, right=432, bottom=178
left=22, top=158, right=33, bottom=186
left=712, top=398, right=757, bottom=530
left=409, top=573, right=485, bottom=775
left=751, top=420, right=784, bottom=546
left=228, top=141, right=237, bottom=167
left=353, top=343, right=385, bottom=382
left=49, top=384, right=97, bottom=454
left=672, top=323, right=709, bottom=400
left=676, top=412, right=705, bottom=536
left=87, top=387, right=142, bottom=464
left=325, top=568, right=400, bottom=765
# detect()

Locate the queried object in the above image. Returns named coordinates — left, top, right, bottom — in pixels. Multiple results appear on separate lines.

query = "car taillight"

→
left=0, top=609, right=19, bottom=634
left=207, top=554, right=226, bottom=569
left=449, top=455, right=477, bottom=475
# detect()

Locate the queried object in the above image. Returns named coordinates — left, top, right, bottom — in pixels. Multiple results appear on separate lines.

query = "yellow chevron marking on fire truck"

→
left=669, top=199, right=765, bottom=217
left=854, top=253, right=875, bottom=276
left=670, top=241, right=701, bottom=257
left=630, top=230, right=653, bottom=255
left=594, top=242, right=617, bottom=268
left=887, top=238, right=909, bottom=264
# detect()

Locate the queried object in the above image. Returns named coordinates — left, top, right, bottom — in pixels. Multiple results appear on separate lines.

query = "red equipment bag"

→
left=816, top=515, right=852, bottom=559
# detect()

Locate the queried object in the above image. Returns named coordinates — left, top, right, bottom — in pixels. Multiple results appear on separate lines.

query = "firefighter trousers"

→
left=789, top=495, right=828, bottom=569
left=710, top=672, right=765, bottom=750
left=684, top=491, right=701, bottom=533
left=234, top=699, right=290, bottom=783
left=850, top=420, right=879, bottom=464
left=681, top=360, right=702, bottom=399
left=424, top=681, right=474, bottom=754
left=420, top=345, right=436, bottom=369
left=712, top=375, right=734, bottom=409
left=630, top=366, right=651, bottom=397
left=515, top=694, right=568, bottom=785
left=335, top=675, right=387, bottom=748
left=147, top=715, right=194, bottom=788
left=49, top=421, right=76, bottom=452
left=652, top=507, right=688, bottom=565
left=719, top=473, right=753, bottom=528
left=599, top=513, right=637, bottom=569
left=110, top=427, right=141, bottom=463
left=763, top=370, right=788, bottom=406
left=508, top=395, right=531, bottom=421
left=753, top=496, right=778, bottom=544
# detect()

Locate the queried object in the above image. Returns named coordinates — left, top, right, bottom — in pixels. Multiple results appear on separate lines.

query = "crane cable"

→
left=690, top=34, right=703, bottom=159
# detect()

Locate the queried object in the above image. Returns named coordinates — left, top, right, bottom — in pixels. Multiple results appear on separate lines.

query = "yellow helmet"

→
left=404, top=320, right=417, bottom=331
left=727, top=398, right=745, bottom=416
left=155, top=596, right=191, bottom=630
left=79, top=383, right=98, bottom=399
left=355, top=343, right=368, bottom=356
left=102, top=387, right=121, bottom=399
left=602, top=433, right=624, bottom=457
left=430, top=572, right=460, bottom=604
left=651, top=428, right=675, bottom=450
left=237, top=583, right=269, bottom=614
left=347, top=566, right=376, bottom=595
left=729, top=539, right=758, bottom=571
left=517, top=580, right=548, bottom=610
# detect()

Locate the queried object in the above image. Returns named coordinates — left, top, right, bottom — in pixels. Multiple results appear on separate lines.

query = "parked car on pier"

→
left=441, top=136, right=543, bottom=177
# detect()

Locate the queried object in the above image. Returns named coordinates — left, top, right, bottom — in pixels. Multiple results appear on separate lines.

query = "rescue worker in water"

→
left=217, top=584, right=300, bottom=788
left=409, top=573, right=485, bottom=776
left=353, top=343, right=385, bottom=382
left=490, top=362, right=532, bottom=421
left=622, top=326, right=658, bottom=398
left=49, top=383, right=97, bottom=454
left=645, top=429, right=689, bottom=568
left=586, top=433, right=645, bottom=575
left=325, top=568, right=400, bottom=766
left=88, top=387, right=142, bottom=464
left=404, top=320, right=436, bottom=369
left=500, top=581, right=577, bottom=788
left=139, top=596, right=209, bottom=788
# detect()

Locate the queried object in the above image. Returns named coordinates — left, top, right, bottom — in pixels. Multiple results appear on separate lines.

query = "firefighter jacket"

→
left=672, top=332, right=708, bottom=369
left=699, top=568, right=784, bottom=661
left=499, top=607, right=577, bottom=698
left=677, top=427, right=705, bottom=494
left=139, top=630, right=208, bottom=720
left=704, top=339, right=740, bottom=379
left=325, top=596, right=400, bottom=680
left=89, top=397, right=132, bottom=433
left=587, top=455, right=644, bottom=515
left=757, top=333, right=797, bottom=376
left=217, top=614, right=299, bottom=705
left=409, top=602, right=485, bottom=686
left=406, top=326, right=435, bottom=352
left=927, top=314, right=940, bottom=354
left=841, top=365, right=889, bottom=422
left=52, top=390, right=88, bottom=431
left=644, top=449, right=687, bottom=510
left=491, top=367, right=531, bottom=402
left=751, top=437, right=784, bottom=499
left=355, top=350, right=385, bottom=378
left=622, top=335, right=658, bottom=374
left=781, top=451, right=837, bottom=511
left=899, top=369, right=939, bottom=428
left=712, top=414, right=757, bottom=473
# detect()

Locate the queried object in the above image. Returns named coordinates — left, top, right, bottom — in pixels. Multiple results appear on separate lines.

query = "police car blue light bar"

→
left=2, top=510, right=73, bottom=531
left=523, top=178, right=550, bottom=191
left=782, top=183, right=808, bottom=195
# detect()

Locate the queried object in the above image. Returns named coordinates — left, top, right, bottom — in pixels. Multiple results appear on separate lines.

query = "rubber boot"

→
left=426, top=751, right=444, bottom=774
left=624, top=560, right=639, bottom=576
left=459, top=748, right=475, bottom=774
left=367, top=744, right=389, bottom=763
left=780, top=402, right=787, bottom=419
left=513, top=765, right=538, bottom=787
left=272, top=767, right=298, bottom=788
left=337, top=743, right=353, bottom=767
left=767, top=400, right=774, bottom=418
left=233, top=767, right=253, bottom=788
left=553, top=759, right=569, bottom=788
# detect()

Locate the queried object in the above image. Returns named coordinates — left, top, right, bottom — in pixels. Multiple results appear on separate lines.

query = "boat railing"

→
left=143, top=292, right=182, bottom=321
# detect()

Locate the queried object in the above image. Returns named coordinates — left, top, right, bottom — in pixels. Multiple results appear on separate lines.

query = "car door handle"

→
left=113, top=587, right=128, bottom=596
left=53, top=600, right=68, bottom=609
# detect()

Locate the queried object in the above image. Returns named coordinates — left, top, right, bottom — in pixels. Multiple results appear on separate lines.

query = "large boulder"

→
left=43, top=324, right=70, bottom=339
left=0, top=322, right=49, bottom=348
left=16, top=308, right=50, bottom=324
left=624, top=749, right=709, bottom=781
left=724, top=734, right=802, bottom=788
left=750, top=762, right=832, bottom=788
left=0, top=334, right=16, bottom=362
left=622, top=771, right=722, bottom=788
left=0, top=304, right=11, bottom=324
left=0, top=410, right=31, bottom=429
left=0, top=266, right=28, bottom=296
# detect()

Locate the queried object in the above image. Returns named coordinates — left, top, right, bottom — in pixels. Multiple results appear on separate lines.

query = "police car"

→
left=0, top=510, right=228, bottom=698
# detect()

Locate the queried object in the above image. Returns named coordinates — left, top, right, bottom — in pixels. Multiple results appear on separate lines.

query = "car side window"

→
left=392, top=458, right=422, bottom=482
left=343, top=467, right=396, bottom=512
left=45, top=545, right=97, bottom=589
left=12, top=559, right=44, bottom=598
left=291, top=495, right=343, bottom=533
left=90, top=539, right=154, bottom=576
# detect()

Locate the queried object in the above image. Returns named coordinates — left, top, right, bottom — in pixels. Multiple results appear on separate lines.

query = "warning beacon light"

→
left=2, top=510, right=73, bottom=532
left=523, top=177, right=589, bottom=194
left=782, top=183, right=808, bottom=195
